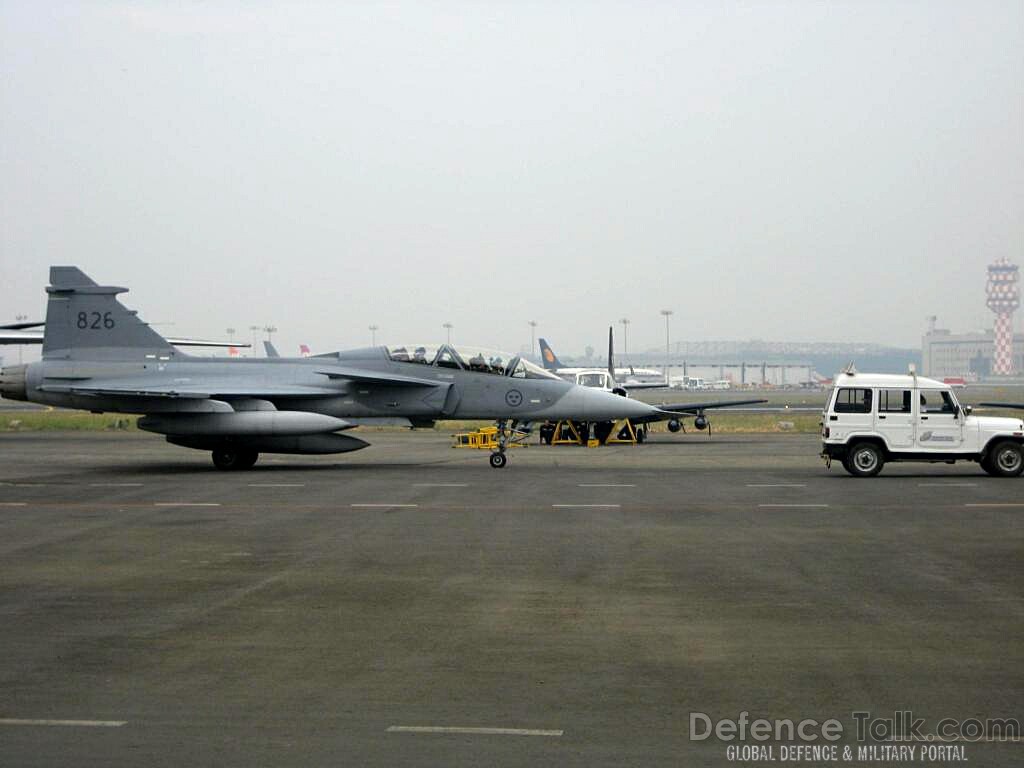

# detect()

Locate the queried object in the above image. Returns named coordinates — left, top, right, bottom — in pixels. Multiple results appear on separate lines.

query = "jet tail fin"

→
left=42, top=267, right=178, bottom=361
left=263, top=340, right=280, bottom=358
left=538, top=338, right=564, bottom=370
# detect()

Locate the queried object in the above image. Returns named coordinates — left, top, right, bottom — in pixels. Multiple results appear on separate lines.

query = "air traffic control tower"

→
left=986, top=257, right=1020, bottom=376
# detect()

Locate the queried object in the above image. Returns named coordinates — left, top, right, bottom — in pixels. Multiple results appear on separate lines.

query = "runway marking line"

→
left=387, top=726, right=562, bottom=737
left=0, top=502, right=28, bottom=507
left=248, top=483, right=306, bottom=488
left=89, top=483, right=144, bottom=487
left=917, top=483, right=977, bottom=487
left=552, top=504, right=621, bottom=508
left=154, top=502, right=221, bottom=507
left=747, top=484, right=807, bottom=488
left=577, top=483, right=636, bottom=488
left=413, top=483, right=469, bottom=487
left=0, top=719, right=126, bottom=728
left=964, top=503, right=1024, bottom=508
left=758, top=504, right=829, bottom=508
left=351, top=503, right=419, bottom=508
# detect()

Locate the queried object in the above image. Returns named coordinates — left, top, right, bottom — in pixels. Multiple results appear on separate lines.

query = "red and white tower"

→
left=985, top=258, right=1020, bottom=375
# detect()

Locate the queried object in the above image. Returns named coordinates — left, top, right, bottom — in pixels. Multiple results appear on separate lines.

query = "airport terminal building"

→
left=922, top=327, right=1023, bottom=379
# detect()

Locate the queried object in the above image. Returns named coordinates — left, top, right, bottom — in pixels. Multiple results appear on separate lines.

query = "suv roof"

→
left=832, top=372, right=947, bottom=390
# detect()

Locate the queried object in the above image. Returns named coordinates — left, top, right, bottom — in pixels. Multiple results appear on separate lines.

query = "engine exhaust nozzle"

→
left=0, top=365, right=28, bottom=401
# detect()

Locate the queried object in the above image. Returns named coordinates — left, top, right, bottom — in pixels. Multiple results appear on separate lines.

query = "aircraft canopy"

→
left=387, top=344, right=559, bottom=380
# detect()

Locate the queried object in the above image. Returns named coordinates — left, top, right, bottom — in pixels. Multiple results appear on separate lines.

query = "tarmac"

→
left=0, top=430, right=1021, bottom=767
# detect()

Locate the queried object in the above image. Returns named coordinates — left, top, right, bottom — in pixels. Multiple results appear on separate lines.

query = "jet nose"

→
left=573, top=386, right=660, bottom=422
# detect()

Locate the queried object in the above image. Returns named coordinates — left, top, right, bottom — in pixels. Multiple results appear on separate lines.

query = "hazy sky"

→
left=2, top=1, right=1021, bottom=358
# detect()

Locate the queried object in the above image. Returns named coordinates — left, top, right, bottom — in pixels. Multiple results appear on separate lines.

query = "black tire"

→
left=212, top=449, right=259, bottom=471
left=984, top=441, right=1024, bottom=478
left=843, top=442, right=884, bottom=477
left=489, top=452, right=508, bottom=469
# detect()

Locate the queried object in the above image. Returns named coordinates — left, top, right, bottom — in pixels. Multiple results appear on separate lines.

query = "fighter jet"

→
left=0, top=267, right=666, bottom=470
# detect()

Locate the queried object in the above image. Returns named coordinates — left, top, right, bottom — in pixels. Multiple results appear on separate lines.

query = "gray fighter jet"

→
left=0, top=267, right=666, bottom=469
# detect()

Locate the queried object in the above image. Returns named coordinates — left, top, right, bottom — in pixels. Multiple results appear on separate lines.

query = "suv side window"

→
left=834, top=388, right=872, bottom=413
left=920, top=390, right=958, bottom=414
left=879, top=389, right=911, bottom=413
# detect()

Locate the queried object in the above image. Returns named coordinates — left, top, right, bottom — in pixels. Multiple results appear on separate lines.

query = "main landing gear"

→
left=212, top=449, right=259, bottom=471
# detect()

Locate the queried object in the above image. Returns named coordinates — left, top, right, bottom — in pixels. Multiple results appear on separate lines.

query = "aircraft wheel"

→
left=212, top=449, right=259, bottom=471
left=489, top=452, right=508, bottom=469
left=636, top=427, right=646, bottom=443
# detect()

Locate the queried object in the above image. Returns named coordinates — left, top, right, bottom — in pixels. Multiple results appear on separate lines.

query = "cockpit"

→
left=386, top=344, right=560, bottom=380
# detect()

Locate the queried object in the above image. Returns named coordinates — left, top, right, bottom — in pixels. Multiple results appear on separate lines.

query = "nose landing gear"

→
left=489, top=419, right=510, bottom=468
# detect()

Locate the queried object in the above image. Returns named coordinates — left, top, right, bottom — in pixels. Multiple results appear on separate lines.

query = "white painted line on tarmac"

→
left=918, top=483, right=977, bottom=487
left=387, top=726, right=562, bottom=737
left=89, top=483, right=144, bottom=487
left=413, top=483, right=469, bottom=487
left=578, top=483, right=636, bottom=487
left=248, top=483, right=306, bottom=487
left=0, top=719, right=126, bottom=728
left=351, top=503, right=419, bottom=508
left=154, top=502, right=221, bottom=507
left=747, top=484, right=807, bottom=488
left=0, top=502, right=28, bottom=507
left=758, top=504, right=829, bottom=508
left=964, top=503, right=1024, bottom=508
left=552, top=503, right=621, bottom=508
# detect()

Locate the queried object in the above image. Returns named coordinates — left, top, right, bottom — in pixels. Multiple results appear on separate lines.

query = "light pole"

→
left=249, top=325, right=261, bottom=355
left=528, top=320, right=538, bottom=358
left=443, top=322, right=453, bottom=345
left=369, top=324, right=379, bottom=346
left=619, top=317, right=630, bottom=358
left=660, top=309, right=673, bottom=380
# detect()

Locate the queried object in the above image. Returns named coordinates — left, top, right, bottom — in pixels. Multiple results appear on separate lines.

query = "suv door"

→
left=828, top=387, right=874, bottom=441
left=915, top=389, right=964, bottom=450
left=876, top=388, right=914, bottom=448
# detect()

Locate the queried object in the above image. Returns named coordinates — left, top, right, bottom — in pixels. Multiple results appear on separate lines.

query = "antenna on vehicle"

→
left=842, top=362, right=857, bottom=375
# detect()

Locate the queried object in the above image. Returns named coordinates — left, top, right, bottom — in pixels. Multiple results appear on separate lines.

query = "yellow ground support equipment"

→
left=550, top=420, right=584, bottom=445
left=452, top=426, right=527, bottom=450
left=604, top=419, right=640, bottom=445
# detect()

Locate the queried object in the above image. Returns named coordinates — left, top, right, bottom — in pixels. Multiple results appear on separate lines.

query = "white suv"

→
left=821, top=372, right=1024, bottom=477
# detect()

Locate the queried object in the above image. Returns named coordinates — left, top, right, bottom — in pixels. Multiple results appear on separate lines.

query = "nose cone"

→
left=547, top=385, right=660, bottom=422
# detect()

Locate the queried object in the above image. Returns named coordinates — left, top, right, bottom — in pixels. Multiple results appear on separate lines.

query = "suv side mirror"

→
left=962, top=405, right=973, bottom=417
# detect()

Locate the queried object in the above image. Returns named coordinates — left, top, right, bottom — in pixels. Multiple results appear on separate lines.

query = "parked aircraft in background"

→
left=539, top=336, right=663, bottom=384
left=0, top=268, right=668, bottom=470
left=535, top=328, right=767, bottom=441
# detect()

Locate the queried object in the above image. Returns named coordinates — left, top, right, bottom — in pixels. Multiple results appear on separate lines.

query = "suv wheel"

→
left=844, top=442, right=884, bottom=478
left=984, top=441, right=1024, bottom=478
